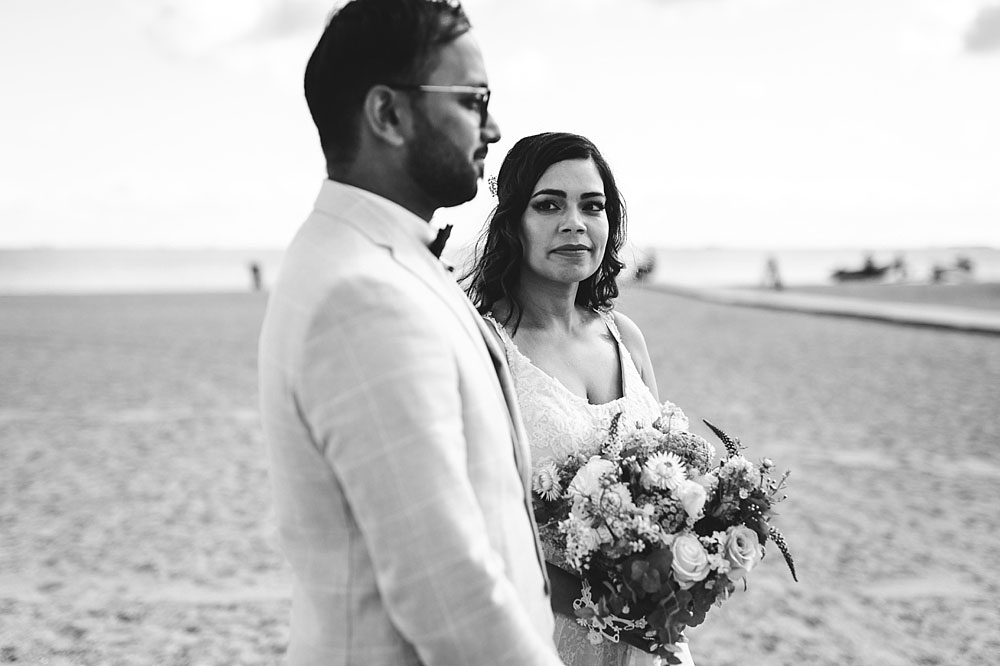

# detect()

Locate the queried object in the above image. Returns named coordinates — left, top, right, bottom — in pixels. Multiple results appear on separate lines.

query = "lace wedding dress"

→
left=486, top=311, right=695, bottom=666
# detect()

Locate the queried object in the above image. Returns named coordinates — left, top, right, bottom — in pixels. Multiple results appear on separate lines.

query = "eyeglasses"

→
left=390, top=84, right=491, bottom=127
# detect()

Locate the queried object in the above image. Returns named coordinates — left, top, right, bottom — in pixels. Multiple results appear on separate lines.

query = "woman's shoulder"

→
left=609, top=309, right=660, bottom=401
left=608, top=310, right=649, bottom=351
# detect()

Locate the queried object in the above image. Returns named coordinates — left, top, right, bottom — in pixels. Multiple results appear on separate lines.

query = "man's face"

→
left=405, top=32, right=501, bottom=209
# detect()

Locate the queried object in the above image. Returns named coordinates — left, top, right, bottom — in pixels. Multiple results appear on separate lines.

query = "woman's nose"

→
left=560, top=209, right=586, bottom=233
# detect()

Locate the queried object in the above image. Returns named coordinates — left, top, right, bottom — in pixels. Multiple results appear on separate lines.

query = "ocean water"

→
left=0, top=249, right=285, bottom=294
left=0, top=246, right=997, bottom=294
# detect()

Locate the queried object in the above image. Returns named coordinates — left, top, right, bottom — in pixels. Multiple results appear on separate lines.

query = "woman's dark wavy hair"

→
left=462, top=132, right=627, bottom=331
left=304, top=0, right=471, bottom=166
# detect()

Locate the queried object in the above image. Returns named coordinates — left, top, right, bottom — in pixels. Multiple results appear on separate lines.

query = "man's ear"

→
left=362, top=85, right=410, bottom=147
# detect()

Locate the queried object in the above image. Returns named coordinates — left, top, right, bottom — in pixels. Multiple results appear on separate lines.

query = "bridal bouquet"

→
left=531, top=403, right=796, bottom=665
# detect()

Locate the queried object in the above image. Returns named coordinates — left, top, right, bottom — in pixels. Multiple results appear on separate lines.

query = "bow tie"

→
left=428, top=224, right=453, bottom=258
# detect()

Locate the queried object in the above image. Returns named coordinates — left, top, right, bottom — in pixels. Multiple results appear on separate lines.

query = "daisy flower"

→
left=532, top=459, right=563, bottom=502
left=640, top=451, right=687, bottom=491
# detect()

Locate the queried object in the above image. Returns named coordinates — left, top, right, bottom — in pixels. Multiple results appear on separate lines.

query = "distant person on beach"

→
left=256, top=1, right=561, bottom=665
left=464, top=132, right=697, bottom=665
left=248, top=262, right=263, bottom=292
left=891, top=254, right=907, bottom=282
left=763, top=255, right=783, bottom=291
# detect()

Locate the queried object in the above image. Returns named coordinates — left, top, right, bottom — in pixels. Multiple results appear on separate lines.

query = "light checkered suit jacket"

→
left=259, top=180, right=562, bottom=666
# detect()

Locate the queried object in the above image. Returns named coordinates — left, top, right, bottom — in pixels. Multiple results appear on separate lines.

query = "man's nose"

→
left=482, top=112, right=501, bottom=144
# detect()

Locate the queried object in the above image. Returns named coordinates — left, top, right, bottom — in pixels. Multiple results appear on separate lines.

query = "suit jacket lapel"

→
left=350, top=213, right=525, bottom=469
left=462, top=299, right=533, bottom=484
left=316, top=185, right=549, bottom=590
left=393, top=242, right=499, bottom=378
left=362, top=228, right=535, bottom=488
left=322, top=189, right=489, bottom=369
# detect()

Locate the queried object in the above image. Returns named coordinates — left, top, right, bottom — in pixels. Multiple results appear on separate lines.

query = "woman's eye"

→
left=531, top=200, right=559, bottom=212
left=584, top=201, right=607, bottom=213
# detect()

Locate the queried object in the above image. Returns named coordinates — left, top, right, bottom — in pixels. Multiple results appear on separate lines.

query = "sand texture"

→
left=2, top=288, right=998, bottom=665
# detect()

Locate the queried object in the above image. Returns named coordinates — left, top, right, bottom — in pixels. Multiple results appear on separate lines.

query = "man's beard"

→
left=406, top=111, right=480, bottom=209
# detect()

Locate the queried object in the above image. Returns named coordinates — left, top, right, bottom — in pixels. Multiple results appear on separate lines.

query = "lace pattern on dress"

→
left=485, top=311, right=662, bottom=466
left=485, top=310, right=681, bottom=666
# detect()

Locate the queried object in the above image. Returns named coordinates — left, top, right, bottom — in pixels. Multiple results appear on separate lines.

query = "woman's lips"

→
left=551, top=245, right=591, bottom=256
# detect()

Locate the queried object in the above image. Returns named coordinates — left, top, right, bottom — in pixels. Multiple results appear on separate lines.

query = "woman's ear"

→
left=361, top=85, right=409, bottom=147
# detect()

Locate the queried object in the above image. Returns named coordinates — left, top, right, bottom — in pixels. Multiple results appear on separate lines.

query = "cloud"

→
left=126, top=0, right=332, bottom=57
left=245, top=0, right=334, bottom=40
left=965, top=3, right=1000, bottom=53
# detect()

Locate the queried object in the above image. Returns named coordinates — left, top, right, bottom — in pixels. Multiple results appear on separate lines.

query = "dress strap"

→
left=600, top=309, right=649, bottom=396
left=483, top=313, right=516, bottom=351
left=599, top=310, right=624, bottom=345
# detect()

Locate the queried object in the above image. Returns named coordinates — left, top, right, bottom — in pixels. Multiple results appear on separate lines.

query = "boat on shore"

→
left=831, top=257, right=890, bottom=282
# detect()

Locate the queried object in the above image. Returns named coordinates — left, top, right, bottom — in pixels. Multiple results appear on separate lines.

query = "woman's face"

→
left=518, top=158, right=609, bottom=287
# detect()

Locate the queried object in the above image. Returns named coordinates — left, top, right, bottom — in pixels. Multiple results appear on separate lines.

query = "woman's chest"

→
left=516, top=332, right=624, bottom=405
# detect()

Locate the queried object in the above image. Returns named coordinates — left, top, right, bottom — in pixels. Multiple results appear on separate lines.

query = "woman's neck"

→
left=510, top=272, right=583, bottom=333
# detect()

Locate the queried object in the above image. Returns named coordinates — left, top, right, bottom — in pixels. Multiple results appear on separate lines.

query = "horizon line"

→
left=0, top=243, right=997, bottom=253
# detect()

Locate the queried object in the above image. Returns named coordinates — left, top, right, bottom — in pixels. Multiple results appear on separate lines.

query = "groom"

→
left=258, top=1, right=563, bottom=664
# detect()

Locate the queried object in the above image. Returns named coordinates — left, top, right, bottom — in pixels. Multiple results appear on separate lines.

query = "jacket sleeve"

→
left=297, top=278, right=564, bottom=666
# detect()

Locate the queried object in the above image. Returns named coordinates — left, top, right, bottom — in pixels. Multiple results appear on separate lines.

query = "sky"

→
left=1, top=0, right=999, bottom=250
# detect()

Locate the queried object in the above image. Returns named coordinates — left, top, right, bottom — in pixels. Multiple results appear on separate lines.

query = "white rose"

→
left=568, top=457, right=616, bottom=499
left=670, top=533, right=711, bottom=588
left=675, top=479, right=707, bottom=519
left=724, top=525, right=764, bottom=580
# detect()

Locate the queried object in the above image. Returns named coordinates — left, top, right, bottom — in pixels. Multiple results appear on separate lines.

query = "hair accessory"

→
left=488, top=175, right=498, bottom=197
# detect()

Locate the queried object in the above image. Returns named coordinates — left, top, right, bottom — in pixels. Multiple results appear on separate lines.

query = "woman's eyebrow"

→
left=531, top=188, right=567, bottom=198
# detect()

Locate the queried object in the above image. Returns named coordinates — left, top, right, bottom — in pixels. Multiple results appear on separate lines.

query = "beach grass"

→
left=2, top=289, right=998, bottom=665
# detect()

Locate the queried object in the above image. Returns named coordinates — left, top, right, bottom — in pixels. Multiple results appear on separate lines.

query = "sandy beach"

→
left=2, top=287, right=998, bottom=665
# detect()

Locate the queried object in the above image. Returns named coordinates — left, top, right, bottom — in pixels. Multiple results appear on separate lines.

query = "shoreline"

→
left=635, top=281, right=1000, bottom=335
left=4, top=283, right=1000, bottom=335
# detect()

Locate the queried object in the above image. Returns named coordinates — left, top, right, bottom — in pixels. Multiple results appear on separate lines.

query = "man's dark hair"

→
left=304, top=0, right=471, bottom=166
left=462, top=132, right=628, bottom=332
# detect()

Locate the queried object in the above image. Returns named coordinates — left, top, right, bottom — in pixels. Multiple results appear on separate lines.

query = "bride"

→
left=464, top=132, right=696, bottom=666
